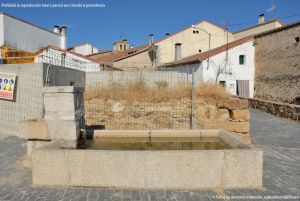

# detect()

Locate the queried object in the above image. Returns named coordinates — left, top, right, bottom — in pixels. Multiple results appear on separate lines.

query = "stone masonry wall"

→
left=254, top=24, right=300, bottom=103
left=85, top=97, right=251, bottom=143
left=249, top=98, right=300, bottom=121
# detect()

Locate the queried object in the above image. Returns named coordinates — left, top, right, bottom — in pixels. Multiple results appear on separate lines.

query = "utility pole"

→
left=191, top=25, right=211, bottom=69
left=191, top=66, right=195, bottom=129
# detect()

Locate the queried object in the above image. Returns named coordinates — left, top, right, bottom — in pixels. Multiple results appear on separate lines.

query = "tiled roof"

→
left=161, top=35, right=254, bottom=67
left=232, top=19, right=284, bottom=34
left=254, top=20, right=300, bottom=38
left=88, top=45, right=149, bottom=63
left=36, top=45, right=100, bottom=63
left=86, top=50, right=112, bottom=57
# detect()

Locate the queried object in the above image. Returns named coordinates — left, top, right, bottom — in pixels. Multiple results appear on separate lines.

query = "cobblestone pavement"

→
left=0, top=109, right=299, bottom=201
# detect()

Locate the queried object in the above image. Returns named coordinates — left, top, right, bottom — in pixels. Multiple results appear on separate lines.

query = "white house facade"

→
left=159, top=36, right=255, bottom=98
left=68, top=43, right=100, bottom=56
left=0, top=13, right=66, bottom=52
left=35, top=46, right=100, bottom=72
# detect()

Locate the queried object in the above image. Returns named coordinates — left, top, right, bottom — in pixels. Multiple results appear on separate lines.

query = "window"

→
left=193, top=30, right=199, bottom=34
left=120, top=44, right=122, bottom=50
left=239, top=55, right=246, bottom=65
left=199, top=49, right=202, bottom=52
left=174, top=43, right=182, bottom=61
left=219, top=81, right=226, bottom=87
left=294, top=37, right=300, bottom=43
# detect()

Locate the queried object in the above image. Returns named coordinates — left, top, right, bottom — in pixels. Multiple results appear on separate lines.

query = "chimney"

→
left=148, top=34, right=154, bottom=46
left=258, top=14, right=265, bottom=24
left=59, top=26, right=67, bottom=49
left=53, top=25, right=60, bottom=34
left=174, top=43, right=182, bottom=61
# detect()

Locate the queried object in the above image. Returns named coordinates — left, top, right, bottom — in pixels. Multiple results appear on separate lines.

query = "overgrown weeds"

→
left=85, top=79, right=231, bottom=103
left=195, top=81, right=231, bottom=101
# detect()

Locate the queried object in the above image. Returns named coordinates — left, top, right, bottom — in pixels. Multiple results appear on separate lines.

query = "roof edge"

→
left=155, top=19, right=231, bottom=44
left=160, top=35, right=254, bottom=68
left=114, top=45, right=150, bottom=62
left=37, top=45, right=100, bottom=63
left=0, top=12, right=61, bottom=36
left=254, top=20, right=300, bottom=38
left=232, top=19, right=284, bottom=34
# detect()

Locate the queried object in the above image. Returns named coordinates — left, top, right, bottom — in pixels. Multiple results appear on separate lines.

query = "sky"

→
left=1, top=0, right=300, bottom=50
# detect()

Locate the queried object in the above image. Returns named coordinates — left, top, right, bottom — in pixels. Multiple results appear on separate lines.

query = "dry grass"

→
left=195, top=81, right=231, bottom=101
left=85, top=80, right=230, bottom=103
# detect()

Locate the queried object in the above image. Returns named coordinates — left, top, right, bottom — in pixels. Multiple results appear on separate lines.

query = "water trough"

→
left=32, top=129, right=263, bottom=189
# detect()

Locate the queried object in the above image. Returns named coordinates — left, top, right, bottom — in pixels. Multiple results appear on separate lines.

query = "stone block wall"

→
left=249, top=98, right=300, bottom=121
left=254, top=24, right=300, bottom=103
left=85, top=97, right=251, bottom=143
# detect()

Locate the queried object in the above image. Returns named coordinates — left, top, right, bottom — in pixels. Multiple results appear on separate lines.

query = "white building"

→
left=159, top=36, right=255, bottom=98
left=154, top=16, right=282, bottom=64
left=35, top=46, right=101, bottom=72
left=0, top=13, right=67, bottom=53
left=68, top=43, right=100, bottom=56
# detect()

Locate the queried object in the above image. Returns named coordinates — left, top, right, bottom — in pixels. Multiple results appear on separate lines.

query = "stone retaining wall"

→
left=85, top=97, right=251, bottom=143
left=248, top=98, right=300, bottom=121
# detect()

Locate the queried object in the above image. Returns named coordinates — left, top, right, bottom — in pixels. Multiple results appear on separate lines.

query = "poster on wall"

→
left=0, top=72, right=16, bottom=100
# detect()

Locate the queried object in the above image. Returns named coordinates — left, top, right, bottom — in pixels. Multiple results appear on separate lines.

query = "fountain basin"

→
left=32, top=129, right=263, bottom=189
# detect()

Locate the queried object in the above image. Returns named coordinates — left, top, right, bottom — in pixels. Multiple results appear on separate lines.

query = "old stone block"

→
left=67, top=150, right=224, bottom=188
left=27, top=141, right=50, bottom=157
left=94, top=130, right=150, bottom=142
left=218, top=130, right=249, bottom=149
left=199, top=129, right=219, bottom=138
left=32, top=149, right=70, bottom=186
left=216, top=109, right=230, bottom=121
left=46, top=120, right=79, bottom=148
left=203, top=122, right=250, bottom=133
left=195, top=105, right=218, bottom=121
left=44, top=94, right=82, bottom=121
left=223, top=150, right=263, bottom=188
left=111, top=101, right=125, bottom=112
left=151, top=130, right=201, bottom=142
left=144, top=151, right=224, bottom=188
left=43, top=88, right=84, bottom=121
left=19, top=119, right=49, bottom=140
left=23, top=155, right=32, bottom=170
left=230, top=132, right=251, bottom=144
left=68, top=151, right=146, bottom=188
left=217, top=98, right=248, bottom=110
left=230, top=109, right=250, bottom=121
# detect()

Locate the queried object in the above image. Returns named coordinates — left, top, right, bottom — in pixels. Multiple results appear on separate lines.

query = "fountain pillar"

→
left=43, top=86, right=85, bottom=148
